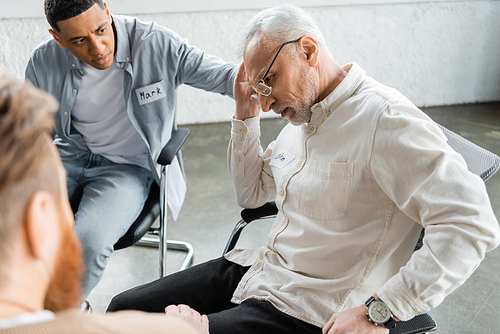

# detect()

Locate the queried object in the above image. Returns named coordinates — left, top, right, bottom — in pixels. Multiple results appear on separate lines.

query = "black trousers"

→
left=107, top=257, right=322, bottom=334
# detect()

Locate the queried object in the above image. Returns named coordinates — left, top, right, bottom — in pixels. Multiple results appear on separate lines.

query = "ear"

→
left=299, top=36, right=319, bottom=68
left=25, top=192, right=61, bottom=261
left=104, top=2, right=111, bottom=21
left=49, top=29, right=66, bottom=49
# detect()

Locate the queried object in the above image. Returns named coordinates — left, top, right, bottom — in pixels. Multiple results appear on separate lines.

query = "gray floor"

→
left=88, top=102, right=500, bottom=334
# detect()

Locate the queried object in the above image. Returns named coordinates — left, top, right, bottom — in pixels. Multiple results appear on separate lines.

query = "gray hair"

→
left=238, top=5, right=328, bottom=58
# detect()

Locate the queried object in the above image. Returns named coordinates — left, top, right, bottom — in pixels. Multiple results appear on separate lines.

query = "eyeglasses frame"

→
left=253, top=37, right=302, bottom=98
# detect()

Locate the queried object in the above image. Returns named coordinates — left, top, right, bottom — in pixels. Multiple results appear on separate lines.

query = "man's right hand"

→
left=233, top=62, right=261, bottom=121
left=165, top=304, right=209, bottom=334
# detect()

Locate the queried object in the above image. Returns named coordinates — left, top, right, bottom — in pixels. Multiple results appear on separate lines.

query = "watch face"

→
left=368, top=301, right=391, bottom=324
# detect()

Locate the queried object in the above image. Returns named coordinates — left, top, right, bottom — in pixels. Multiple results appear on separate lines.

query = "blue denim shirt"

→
left=25, top=14, right=237, bottom=218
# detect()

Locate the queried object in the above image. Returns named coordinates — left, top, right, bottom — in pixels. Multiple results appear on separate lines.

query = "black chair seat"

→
left=113, top=127, right=193, bottom=276
left=391, top=313, right=436, bottom=334
left=113, top=183, right=160, bottom=251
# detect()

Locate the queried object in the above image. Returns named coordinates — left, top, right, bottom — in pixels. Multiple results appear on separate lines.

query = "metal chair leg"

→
left=159, top=165, right=168, bottom=277
left=135, top=164, right=194, bottom=277
left=137, top=235, right=194, bottom=272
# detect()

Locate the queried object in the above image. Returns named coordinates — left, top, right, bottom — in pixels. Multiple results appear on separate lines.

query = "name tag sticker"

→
left=135, top=81, right=166, bottom=105
left=270, top=149, right=296, bottom=169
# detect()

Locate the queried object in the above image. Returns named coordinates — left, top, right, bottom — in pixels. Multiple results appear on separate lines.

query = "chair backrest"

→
left=437, top=124, right=500, bottom=181
left=114, top=127, right=190, bottom=251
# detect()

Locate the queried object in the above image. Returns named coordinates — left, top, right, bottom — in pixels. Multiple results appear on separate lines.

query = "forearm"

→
left=174, top=37, right=238, bottom=98
left=228, top=115, right=275, bottom=208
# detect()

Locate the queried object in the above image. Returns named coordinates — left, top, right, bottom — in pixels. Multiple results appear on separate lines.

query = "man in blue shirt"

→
left=25, top=0, right=237, bottom=299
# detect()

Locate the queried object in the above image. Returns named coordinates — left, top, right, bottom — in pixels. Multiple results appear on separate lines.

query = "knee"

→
left=77, top=230, right=113, bottom=259
left=78, top=239, right=113, bottom=275
left=106, top=291, right=131, bottom=312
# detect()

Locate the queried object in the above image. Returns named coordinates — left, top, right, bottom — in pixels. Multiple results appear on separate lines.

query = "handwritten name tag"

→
left=135, top=81, right=166, bottom=105
left=270, top=148, right=296, bottom=169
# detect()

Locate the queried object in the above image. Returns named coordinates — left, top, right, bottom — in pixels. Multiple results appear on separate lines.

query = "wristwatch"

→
left=365, top=296, right=397, bottom=329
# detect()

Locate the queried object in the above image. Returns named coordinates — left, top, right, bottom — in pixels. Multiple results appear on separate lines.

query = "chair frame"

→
left=114, top=127, right=194, bottom=277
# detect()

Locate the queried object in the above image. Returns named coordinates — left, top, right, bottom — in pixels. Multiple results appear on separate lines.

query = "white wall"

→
left=0, top=1, right=499, bottom=125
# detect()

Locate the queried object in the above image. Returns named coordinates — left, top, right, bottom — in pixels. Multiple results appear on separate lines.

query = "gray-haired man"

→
left=107, top=5, right=499, bottom=334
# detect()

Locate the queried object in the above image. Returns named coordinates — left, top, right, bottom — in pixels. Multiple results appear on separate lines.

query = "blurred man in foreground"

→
left=0, top=75, right=208, bottom=334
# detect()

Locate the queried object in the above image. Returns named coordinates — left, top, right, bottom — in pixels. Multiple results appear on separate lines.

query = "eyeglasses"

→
left=251, top=37, right=301, bottom=103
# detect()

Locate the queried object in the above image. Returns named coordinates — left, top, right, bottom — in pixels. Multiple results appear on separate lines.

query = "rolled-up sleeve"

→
left=371, top=103, right=500, bottom=320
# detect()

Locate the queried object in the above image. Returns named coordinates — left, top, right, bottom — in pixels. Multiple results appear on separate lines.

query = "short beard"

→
left=286, top=71, right=317, bottom=126
left=287, top=103, right=314, bottom=126
left=43, top=209, right=84, bottom=312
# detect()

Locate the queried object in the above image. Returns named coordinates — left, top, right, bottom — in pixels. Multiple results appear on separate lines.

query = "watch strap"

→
left=384, top=317, right=397, bottom=329
left=365, top=296, right=376, bottom=307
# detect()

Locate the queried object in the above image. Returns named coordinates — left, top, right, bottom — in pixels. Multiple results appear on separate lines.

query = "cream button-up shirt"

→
left=226, top=63, right=500, bottom=327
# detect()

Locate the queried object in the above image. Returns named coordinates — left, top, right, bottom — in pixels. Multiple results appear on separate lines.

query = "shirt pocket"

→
left=297, top=161, right=353, bottom=221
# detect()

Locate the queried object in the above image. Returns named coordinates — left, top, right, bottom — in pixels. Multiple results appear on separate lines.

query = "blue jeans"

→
left=62, top=153, right=153, bottom=298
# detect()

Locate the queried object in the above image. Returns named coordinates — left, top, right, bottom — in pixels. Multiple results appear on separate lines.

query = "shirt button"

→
left=259, top=254, right=263, bottom=261
left=279, top=189, right=284, bottom=195
left=76, top=154, right=80, bottom=157
left=308, top=126, right=315, bottom=133
left=79, top=70, right=84, bottom=75
left=325, top=110, right=332, bottom=117
left=64, top=112, right=68, bottom=116
left=238, top=157, right=242, bottom=162
left=126, top=56, right=130, bottom=61
left=297, top=161, right=302, bottom=167
left=71, top=63, right=76, bottom=68
left=281, top=220, right=286, bottom=226
left=73, top=89, right=78, bottom=93
left=240, top=128, right=247, bottom=133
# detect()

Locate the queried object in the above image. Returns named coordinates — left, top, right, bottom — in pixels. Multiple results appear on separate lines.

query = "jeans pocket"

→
left=298, top=161, right=353, bottom=220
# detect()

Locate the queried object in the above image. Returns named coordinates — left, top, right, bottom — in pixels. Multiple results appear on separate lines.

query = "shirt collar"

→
left=309, top=62, right=366, bottom=126
left=67, top=51, right=83, bottom=71
left=111, top=14, right=132, bottom=66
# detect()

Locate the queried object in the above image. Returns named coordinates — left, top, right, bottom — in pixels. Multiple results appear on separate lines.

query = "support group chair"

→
left=223, top=123, right=500, bottom=334
left=113, top=127, right=193, bottom=277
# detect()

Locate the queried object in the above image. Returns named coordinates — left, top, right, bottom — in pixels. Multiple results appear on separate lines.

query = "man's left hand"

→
left=165, top=304, right=209, bottom=334
left=322, top=305, right=389, bottom=334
